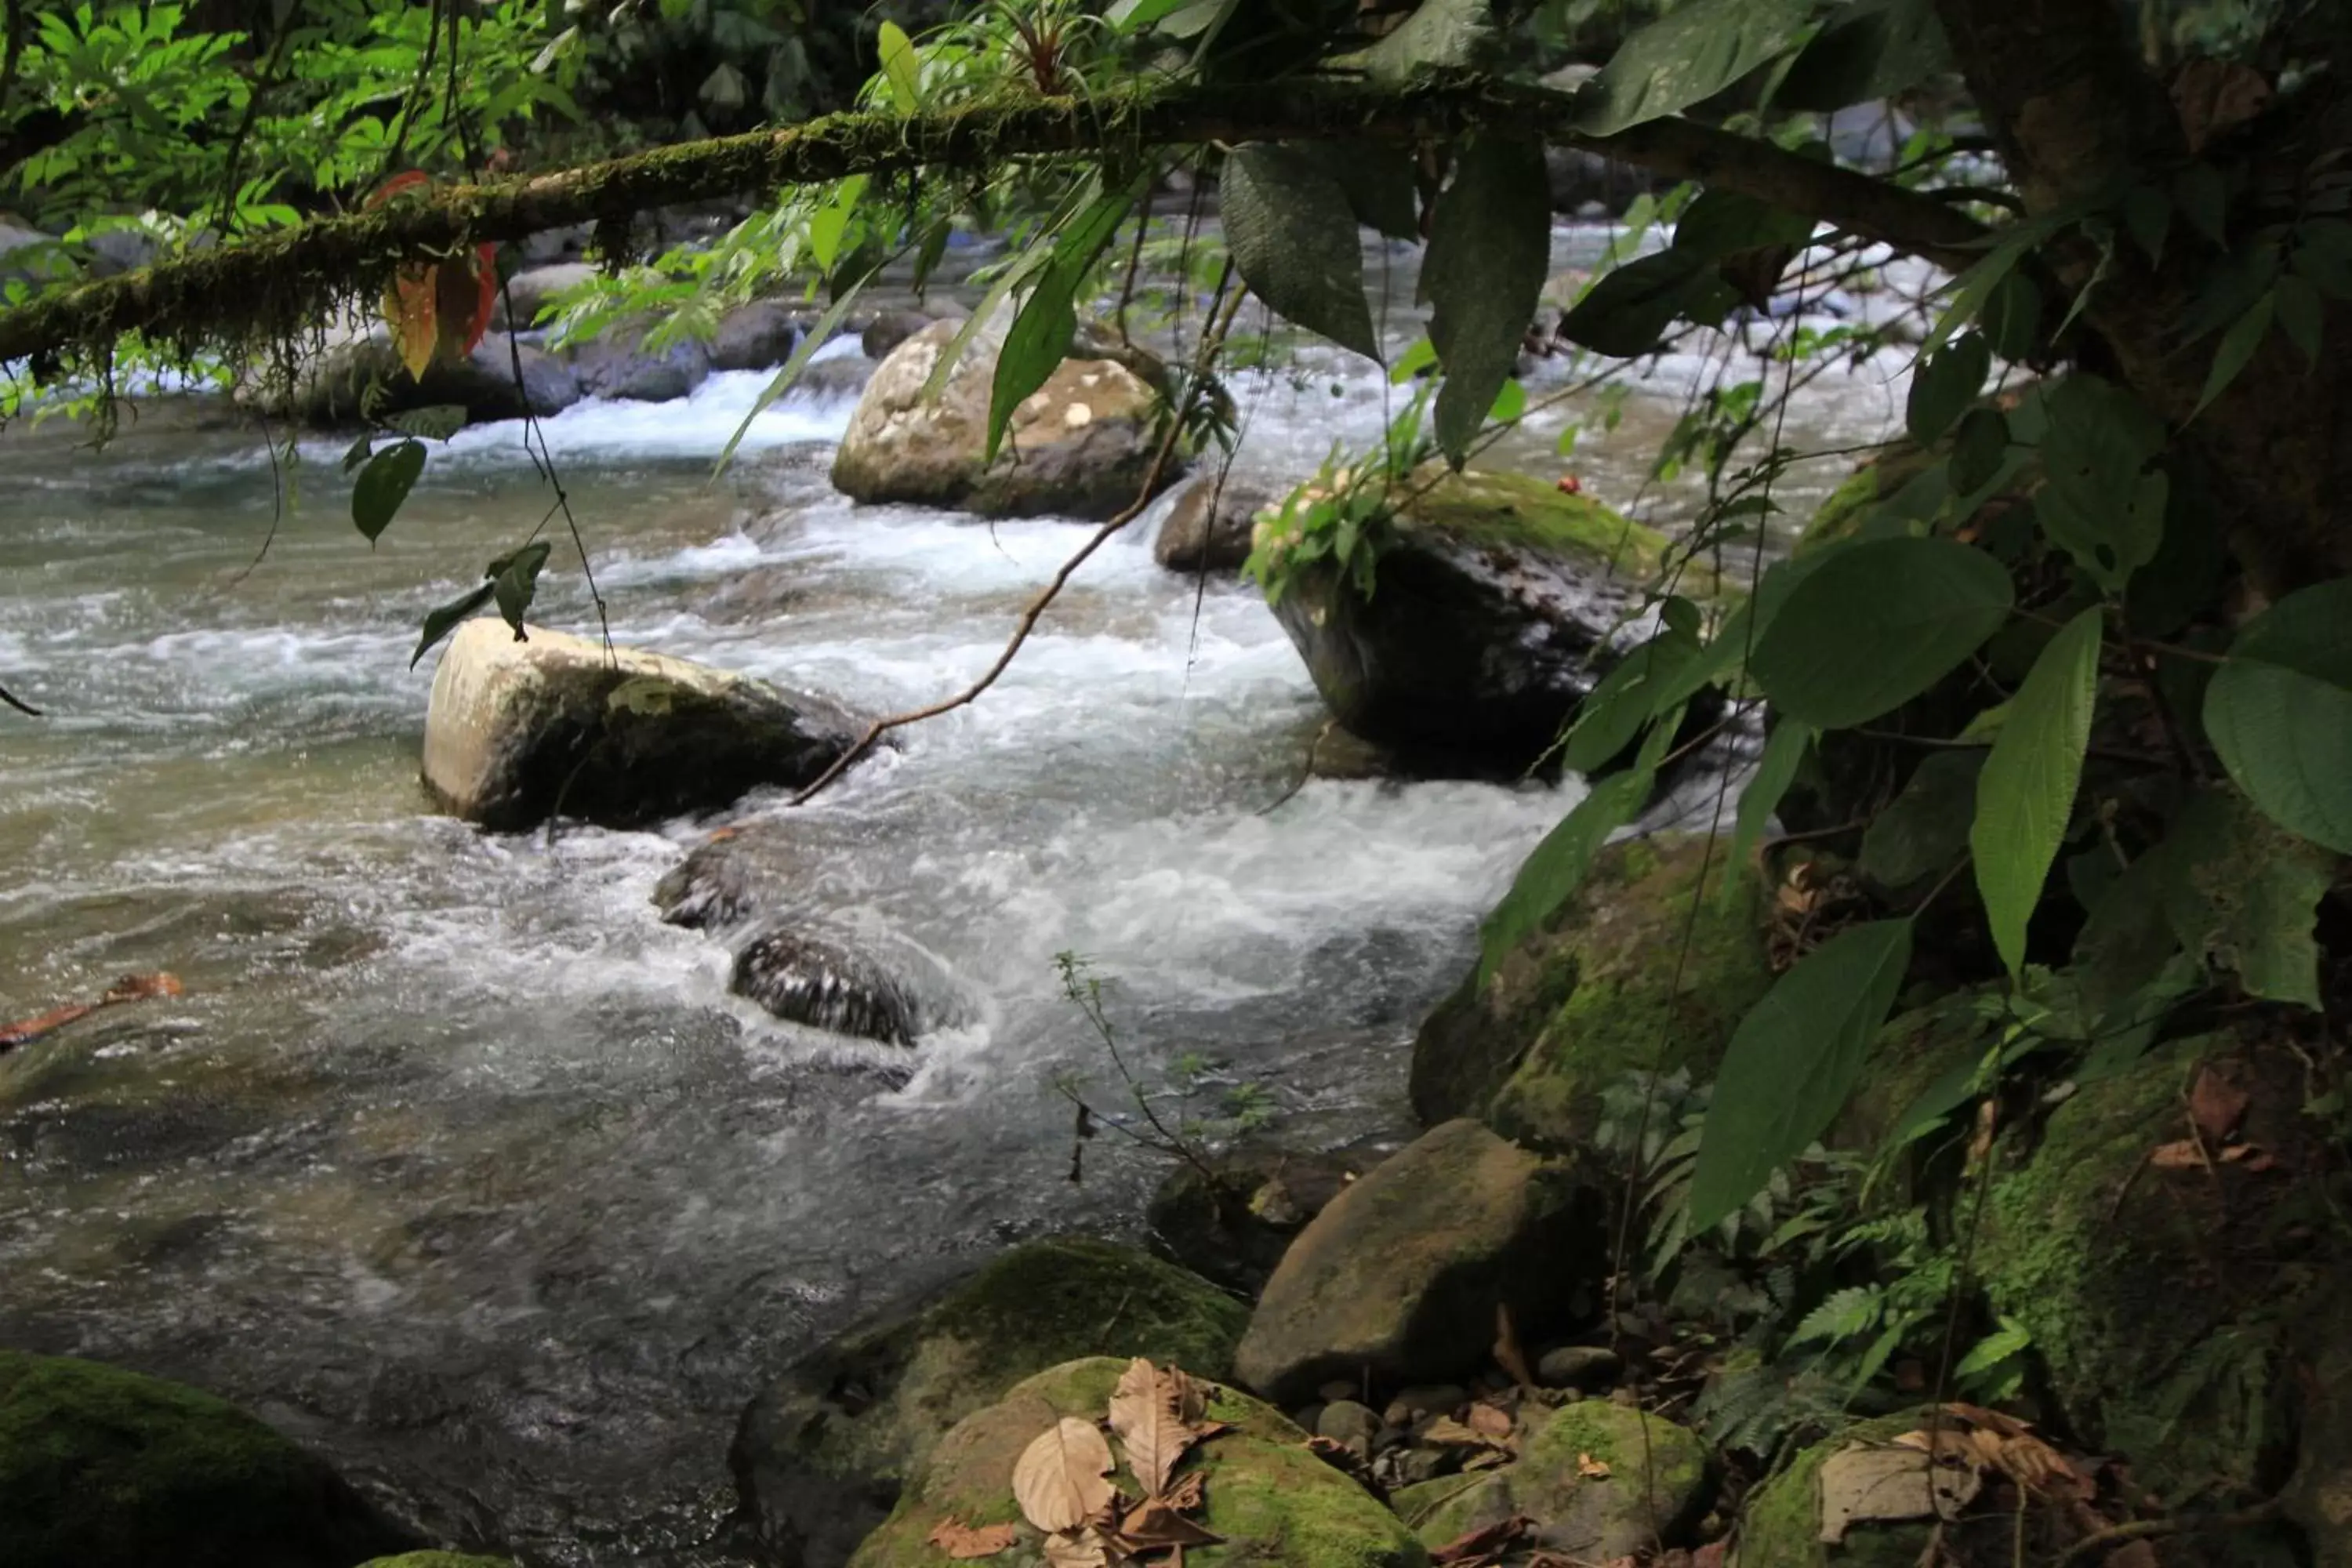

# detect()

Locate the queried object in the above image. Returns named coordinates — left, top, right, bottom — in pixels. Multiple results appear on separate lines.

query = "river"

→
left=0, top=233, right=1922, bottom=1564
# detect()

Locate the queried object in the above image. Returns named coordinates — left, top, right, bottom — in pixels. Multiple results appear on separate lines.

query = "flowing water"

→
left=0, top=234, right=1922, bottom=1564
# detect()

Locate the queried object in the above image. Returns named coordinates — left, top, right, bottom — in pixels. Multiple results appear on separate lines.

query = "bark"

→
left=0, top=77, right=1988, bottom=370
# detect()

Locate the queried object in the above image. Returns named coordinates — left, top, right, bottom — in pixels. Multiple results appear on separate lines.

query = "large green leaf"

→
left=1302, top=143, right=1421, bottom=241
left=1574, top=0, right=1814, bottom=136
left=1776, top=0, right=1951, bottom=112
left=1359, top=0, right=1496, bottom=82
left=1860, top=749, right=1983, bottom=891
left=988, top=176, right=1147, bottom=463
left=411, top=583, right=496, bottom=669
left=2205, top=578, right=2352, bottom=854
left=876, top=20, right=920, bottom=111
left=1560, top=627, right=1700, bottom=775
left=1475, top=768, right=1650, bottom=985
left=1224, top=144, right=1381, bottom=361
left=1423, top=136, right=1550, bottom=463
left=2158, top=791, right=2333, bottom=1009
left=1689, top=918, right=1915, bottom=1230
left=2034, top=375, right=2168, bottom=592
left=1749, top=537, right=2015, bottom=728
left=1673, top=189, right=1817, bottom=258
left=1906, top=332, right=1988, bottom=445
left=351, top=438, right=426, bottom=543
left=1723, top=720, right=1813, bottom=902
left=1972, top=605, right=2103, bottom=978
left=1557, top=249, right=1725, bottom=358
left=489, top=540, right=554, bottom=634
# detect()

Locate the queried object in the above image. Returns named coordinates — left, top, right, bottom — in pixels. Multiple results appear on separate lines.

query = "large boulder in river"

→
left=0, top=1351, right=416, bottom=1568
left=1233, top=1118, right=1602, bottom=1406
left=282, top=329, right=581, bottom=426
left=422, top=619, right=865, bottom=831
left=1260, top=466, right=1687, bottom=771
left=1154, top=473, right=1273, bottom=573
left=731, top=927, right=920, bottom=1044
left=556, top=314, right=713, bottom=402
left=830, top=317, right=1182, bottom=519
left=844, top=1357, right=1422, bottom=1568
left=1413, top=834, right=1772, bottom=1150
left=731, top=1238, right=1247, bottom=1568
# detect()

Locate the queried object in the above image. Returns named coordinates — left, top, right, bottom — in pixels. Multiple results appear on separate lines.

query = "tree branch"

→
left=0, top=78, right=1989, bottom=370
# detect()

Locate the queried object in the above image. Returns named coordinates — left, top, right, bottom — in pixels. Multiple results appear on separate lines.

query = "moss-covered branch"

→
left=0, top=78, right=1990, bottom=370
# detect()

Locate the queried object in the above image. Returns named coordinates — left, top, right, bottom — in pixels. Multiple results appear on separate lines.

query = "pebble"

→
left=1537, top=1345, right=1624, bottom=1391
left=1316, top=1399, right=1382, bottom=1457
left=1381, top=1384, right=1468, bottom=1427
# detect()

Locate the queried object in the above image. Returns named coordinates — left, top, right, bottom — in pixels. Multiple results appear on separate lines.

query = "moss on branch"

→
left=0, top=78, right=1989, bottom=372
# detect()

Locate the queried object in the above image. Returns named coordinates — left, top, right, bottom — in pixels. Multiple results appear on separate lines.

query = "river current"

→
left=0, top=236, right=1921, bottom=1563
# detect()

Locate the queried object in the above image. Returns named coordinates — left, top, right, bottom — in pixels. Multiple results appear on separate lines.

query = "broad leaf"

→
left=411, top=583, right=496, bottom=669
left=1972, top=605, right=2102, bottom=978
left=1981, top=270, right=2042, bottom=362
left=1011, top=1418, right=1115, bottom=1534
left=1359, top=0, right=1495, bottom=83
left=877, top=20, right=920, bottom=111
left=1776, top=0, right=1950, bottom=112
left=1557, top=249, right=1721, bottom=358
left=2158, top=791, right=2332, bottom=1009
left=1575, top=0, right=1814, bottom=136
left=489, top=540, right=553, bottom=636
left=352, top=438, right=426, bottom=543
left=1750, top=536, right=2014, bottom=728
left=1723, top=720, right=1813, bottom=902
left=1475, top=768, right=1650, bottom=985
left=1689, top=918, right=1915, bottom=1230
left=1224, top=144, right=1381, bottom=360
left=1560, top=627, right=1700, bottom=776
left=2073, top=848, right=2184, bottom=1012
left=1423, top=136, right=1550, bottom=462
left=1673, top=189, right=1816, bottom=258
left=988, top=176, right=1147, bottom=463
left=1303, top=143, right=1420, bottom=240
left=2205, top=578, right=2352, bottom=853
left=2034, top=374, right=2168, bottom=591
left=1860, top=750, right=1982, bottom=891
left=2194, top=289, right=2273, bottom=417
left=1907, top=332, right=1989, bottom=444
left=1947, top=407, right=2009, bottom=496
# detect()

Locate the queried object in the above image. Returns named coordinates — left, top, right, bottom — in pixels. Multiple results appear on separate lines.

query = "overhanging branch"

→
left=0, top=78, right=1991, bottom=369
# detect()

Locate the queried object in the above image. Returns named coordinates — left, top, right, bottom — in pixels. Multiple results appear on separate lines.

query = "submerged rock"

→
left=844, top=1356, right=1422, bottom=1568
left=1412, top=835, right=1771, bottom=1149
left=1261, top=466, right=1690, bottom=771
left=1233, top=1118, right=1602, bottom=1405
left=831, top=317, right=1182, bottom=519
left=731, top=928, right=919, bottom=1045
left=731, top=1238, right=1247, bottom=1568
left=1395, top=1402, right=1708, bottom=1559
left=1154, top=474, right=1273, bottom=573
left=421, top=619, right=865, bottom=831
left=0, top=1351, right=416, bottom=1568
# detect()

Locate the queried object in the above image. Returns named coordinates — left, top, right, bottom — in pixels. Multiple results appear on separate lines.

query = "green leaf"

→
left=1907, top=331, right=1989, bottom=444
left=1475, top=768, right=1651, bottom=985
left=489, top=540, right=554, bottom=636
left=1574, top=0, right=1814, bottom=136
left=1224, top=144, right=1381, bottom=361
left=1302, top=143, right=1421, bottom=241
left=1673, top=188, right=1817, bottom=258
left=1954, top=1318, right=2034, bottom=1382
left=714, top=278, right=869, bottom=477
left=876, top=20, right=920, bottom=112
left=1860, top=750, right=1983, bottom=891
left=2194, top=289, right=2273, bottom=417
left=351, top=438, right=426, bottom=543
left=2173, top=163, right=2229, bottom=247
left=2074, top=847, right=2186, bottom=1013
left=2205, top=578, right=2352, bottom=854
left=2035, top=373, right=2169, bottom=590
left=1561, top=629, right=1700, bottom=775
left=1774, top=0, right=1950, bottom=112
left=1972, top=604, right=2102, bottom=978
left=2274, top=274, right=2324, bottom=367
left=341, top=433, right=375, bottom=474
left=1359, top=0, right=1496, bottom=83
left=1724, top=721, right=1813, bottom=903
left=1689, top=918, right=1915, bottom=1231
left=1948, top=408, right=2010, bottom=497
left=989, top=175, right=1148, bottom=464
left=1981, top=270, right=2042, bottom=362
left=926, top=245, right=1052, bottom=403
left=410, top=583, right=496, bottom=669
left=1557, top=249, right=1719, bottom=358
left=2123, top=185, right=2171, bottom=267
left=2156, top=791, right=2332, bottom=1008
left=1423, top=135, right=1550, bottom=463
left=1750, top=537, right=2014, bottom=728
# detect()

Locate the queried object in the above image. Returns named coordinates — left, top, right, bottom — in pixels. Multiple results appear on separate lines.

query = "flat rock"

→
left=1396, top=1402, right=1708, bottom=1560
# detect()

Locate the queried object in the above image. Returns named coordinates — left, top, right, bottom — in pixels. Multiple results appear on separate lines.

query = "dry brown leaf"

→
left=1163, top=1470, right=1205, bottom=1512
left=1013, top=1419, right=1116, bottom=1535
left=1467, top=1403, right=1515, bottom=1440
left=1461, top=1447, right=1513, bottom=1472
left=2189, top=1065, right=2251, bottom=1142
left=1494, top=1303, right=1536, bottom=1387
left=1817, top=1444, right=1984, bottom=1544
left=1432, top=1513, right=1536, bottom=1566
left=1040, top=1526, right=1115, bottom=1568
left=1109, top=1358, right=1195, bottom=1499
left=1118, top=1497, right=1223, bottom=1549
left=2172, top=57, right=2272, bottom=153
left=1421, top=1417, right=1501, bottom=1449
left=927, top=1518, right=1019, bottom=1559
left=1576, top=1450, right=1613, bottom=1479
left=2150, top=1139, right=2209, bottom=1170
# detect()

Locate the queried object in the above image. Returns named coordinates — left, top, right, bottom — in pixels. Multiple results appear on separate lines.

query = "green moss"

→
left=1432, top=836, right=1769, bottom=1151
left=849, top=1357, right=1423, bottom=1568
left=0, top=1352, right=408, bottom=1568
left=1732, top=1411, right=1939, bottom=1568
left=1403, top=466, right=1673, bottom=583
left=1408, top=1402, right=1707, bottom=1558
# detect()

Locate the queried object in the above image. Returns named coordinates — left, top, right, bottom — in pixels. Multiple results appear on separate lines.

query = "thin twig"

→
left=0, top=679, right=41, bottom=716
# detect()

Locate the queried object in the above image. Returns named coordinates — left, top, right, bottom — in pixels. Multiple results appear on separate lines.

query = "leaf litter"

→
left=995, top=1359, right=1229, bottom=1566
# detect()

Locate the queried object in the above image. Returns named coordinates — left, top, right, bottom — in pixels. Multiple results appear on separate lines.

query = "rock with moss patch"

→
left=847, top=1356, right=1426, bottom=1568
left=1731, top=1411, right=1955, bottom=1567
left=1233, top=1119, right=1602, bottom=1406
left=731, top=1238, right=1247, bottom=1568
left=1413, top=836, right=1770, bottom=1148
left=831, top=317, right=1182, bottom=519
left=1261, top=465, right=1693, bottom=771
left=1394, top=1402, right=1708, bottom=1559
left=0, top=1352, right=416, bottom=1568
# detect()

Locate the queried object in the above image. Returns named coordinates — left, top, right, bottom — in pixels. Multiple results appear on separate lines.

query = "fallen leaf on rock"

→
left=2223, top=1145, right=2280, bottom=1171
left=1118, top=1497, right=1222, bottom=1550
left=2150, top=1139, right=2209, bottom=1170
left=1109, top=1358, right=1199, bottom=1499
left=1040, top=1526, right=1115, bottom=1568
left=927, top=1518, right=1018, bottom=1559
left=2190, top=1065, right=2250, bottom=1142
left=1014, top=1418, right=1116, bottom=1534
left=1817, top=1443, right=1984, bottom=1544
left=1468, top=1403, right=1515, bottom=1440
left=1163, top=1470, right=1205, bottom=1512
left=1432, top=1512, right=1535, bottom=1565
left=1421, top=1417, right=1501, bottom=1448
left=1577, top=1451, right=1613, bottom=1479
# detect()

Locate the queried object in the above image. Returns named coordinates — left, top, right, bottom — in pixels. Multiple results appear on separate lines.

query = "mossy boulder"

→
left=1263, top=465, right=1695, bottom=773
left=1233, top=1120, right=1602, bottom=1406
left=731, top=1239, right=1247, bottom=1568
left=1412, top=835, right=1772, bottom=1149
left=847, top=1357, right=1426, bottom=1568
left=0, top=1352, right=415, bottom=1568
left=1731, top=1411, right=1951, bottom=1567
left=1393, top=1402, right=1708, bottom=1559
